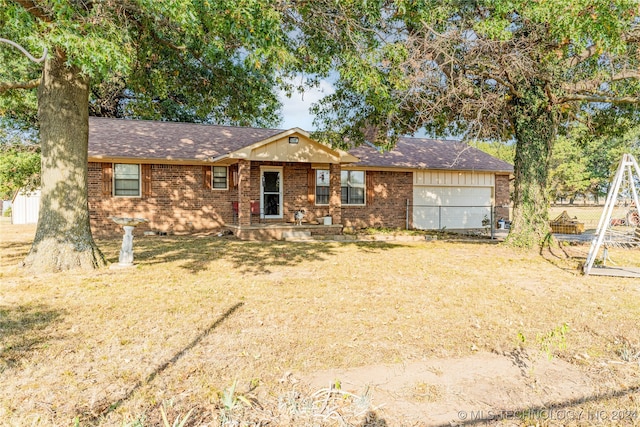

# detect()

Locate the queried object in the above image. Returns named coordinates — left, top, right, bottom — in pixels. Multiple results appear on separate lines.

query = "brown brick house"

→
left=87, top=117, right=513, bottom=238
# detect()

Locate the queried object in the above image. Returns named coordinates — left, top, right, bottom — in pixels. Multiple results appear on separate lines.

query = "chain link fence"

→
left=404, top=203, right=637, bottom=241
left=550, top=204, right=638, bottom=231
left=408, top=203, right=506, bottom=238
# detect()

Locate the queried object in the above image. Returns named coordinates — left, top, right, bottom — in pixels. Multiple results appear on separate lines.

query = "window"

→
left=212, top=166, right=228, bottom=189
left=341, top=170, right=365, bottom=205
left=114, top=163, right=140, bottom=196
left=315, top=169, right=330, bottom=205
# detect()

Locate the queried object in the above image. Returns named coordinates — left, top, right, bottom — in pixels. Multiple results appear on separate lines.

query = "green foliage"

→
left=299, top=0, right=639, bottom=149
left=517, top=323, right=569, bottom=360
left=0, top=0, right=296, bottom=127
left=219, top=380, right=251, bottom=412
left=549, top=136, right=591, bottom=201
left=537, top=323, right=569, bottom=360
left=0, top=6, right=40, bottom=126
left=550, top=107, right=640, bottom=202
left=470, top=0, right=635, bottom=50
left=218, top=379, right=253, bottom=425
left=474, top=141, right=515, bottom=164
left=0, top=139, right=40, bottom=200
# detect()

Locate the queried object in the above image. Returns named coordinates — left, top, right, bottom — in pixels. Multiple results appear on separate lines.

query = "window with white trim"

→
left=212, top=166, right=228, bottom=189
left=315, top=169, right=330, bottom=205
left=114, top=163, right=140, bottom=197
left=341, top=170, right=365, bottom=205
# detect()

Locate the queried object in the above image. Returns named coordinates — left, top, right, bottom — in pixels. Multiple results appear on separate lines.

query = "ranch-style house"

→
left=87, top=117, right=513, bottom=239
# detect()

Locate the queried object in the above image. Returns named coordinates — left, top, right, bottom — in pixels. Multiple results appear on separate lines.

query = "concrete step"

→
left=281, top=230, right=312, bottom=241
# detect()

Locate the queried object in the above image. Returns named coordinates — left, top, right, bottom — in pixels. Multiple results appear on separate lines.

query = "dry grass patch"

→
left=2, top=224, right=640, bottom=426
left=549, top=205, right=632, bottom=229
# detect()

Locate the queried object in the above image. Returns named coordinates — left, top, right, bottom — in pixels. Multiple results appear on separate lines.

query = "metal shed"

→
left=11, top=189, right=40, bottom=224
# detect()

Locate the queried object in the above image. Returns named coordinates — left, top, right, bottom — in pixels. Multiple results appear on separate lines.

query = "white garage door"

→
left=413, top=186, right=492, bottom=229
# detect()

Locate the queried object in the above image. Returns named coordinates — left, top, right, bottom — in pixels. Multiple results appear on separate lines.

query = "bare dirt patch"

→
left=306, top=351, right=595, bottom=426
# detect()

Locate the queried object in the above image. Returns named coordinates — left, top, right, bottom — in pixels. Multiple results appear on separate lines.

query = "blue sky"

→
left=278, top=79, right=335, bottom=131
left=277, top=78, right=431, bottom=139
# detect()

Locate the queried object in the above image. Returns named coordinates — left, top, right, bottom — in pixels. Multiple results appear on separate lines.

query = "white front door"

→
left=261, top=167, right=283, bottom=219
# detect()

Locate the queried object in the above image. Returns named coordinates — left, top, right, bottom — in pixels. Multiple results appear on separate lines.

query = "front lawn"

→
left=2, top=224, right=640, bottom=426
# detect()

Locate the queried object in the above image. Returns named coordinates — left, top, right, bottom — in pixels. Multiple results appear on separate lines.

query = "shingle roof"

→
left=88, top=117, right=513, bottom=172
left=88, top=117, right=284, bottom=162
left=348, top=137, right=514, bottom=172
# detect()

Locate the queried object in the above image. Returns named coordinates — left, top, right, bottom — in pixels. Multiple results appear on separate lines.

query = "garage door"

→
left=413, top=186, right=492, bottom=229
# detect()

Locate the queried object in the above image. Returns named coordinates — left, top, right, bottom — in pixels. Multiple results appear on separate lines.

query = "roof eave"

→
left=345, top=163, right=513, bottom=173
left=88, top=155, right=213, bottom=165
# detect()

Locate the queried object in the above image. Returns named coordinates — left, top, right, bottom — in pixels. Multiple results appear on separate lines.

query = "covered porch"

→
left=209, top=128, right=357, bottom=240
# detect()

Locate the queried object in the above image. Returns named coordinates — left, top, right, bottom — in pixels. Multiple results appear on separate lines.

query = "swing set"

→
left=584, top=154, right=640, bottom=277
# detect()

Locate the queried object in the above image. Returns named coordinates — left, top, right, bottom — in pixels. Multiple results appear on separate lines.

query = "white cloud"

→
left=278, top=78, right=335, bottom=131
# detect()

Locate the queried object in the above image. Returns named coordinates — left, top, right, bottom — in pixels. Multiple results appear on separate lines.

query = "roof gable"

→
left=219, top=129, right=358, bottom=164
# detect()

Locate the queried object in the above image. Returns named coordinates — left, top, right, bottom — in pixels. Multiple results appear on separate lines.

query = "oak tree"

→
left=0, top=0, right=293, bottom=271
left=298, top=0, right=640, bottom=248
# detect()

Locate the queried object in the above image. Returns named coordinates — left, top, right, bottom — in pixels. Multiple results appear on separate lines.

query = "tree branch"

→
left=557, top=94, right=640, bottom=104
left=563, top=70, right=640, bottom=93
left=564, top=44, right=598, bottom=68
left=623, top=27, right=640, bottom=43
left=13, top=0, right=53, bottom=22
left=481, top=72, right=522, bottom=98
left=565, top=27, right=640, bottom=69
left=0, top=78, right=41, bottom=93
left=0, top=38, right=47, bottom=63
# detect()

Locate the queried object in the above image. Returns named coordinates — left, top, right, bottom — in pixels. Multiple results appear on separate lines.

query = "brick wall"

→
left=494, top=173, right=511, bottom=221
left=89, top=162, right=236, bottom=236
left=89, top=161, right=427, bottom=235
left=88, top=161, right=339, bottom=234
left=341, top=170, right=413, bottom=229
left=247, top=162, right=333, bottom=224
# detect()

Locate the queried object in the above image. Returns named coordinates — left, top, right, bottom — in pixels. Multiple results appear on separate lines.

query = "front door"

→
left=261, top=168, right=282, bottom=219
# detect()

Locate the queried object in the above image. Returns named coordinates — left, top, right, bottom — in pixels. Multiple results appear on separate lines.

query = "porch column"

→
left=329, top=163, right=342, bottom=224
left=237, top=159, right=252, bottom=226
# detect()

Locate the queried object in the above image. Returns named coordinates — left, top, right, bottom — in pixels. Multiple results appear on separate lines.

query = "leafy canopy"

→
left=550, top=106, right=640, bottom=201
left=0, top=0, right=297, bottom=127
left=297, top=0, right=640, bottom=148
left=0, top=124, right=39, bottom=199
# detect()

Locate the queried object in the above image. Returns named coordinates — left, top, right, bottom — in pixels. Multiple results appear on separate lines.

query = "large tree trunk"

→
left=23, top=52, right=106, bottom=272
left=506, top=84, right=557, bottom=249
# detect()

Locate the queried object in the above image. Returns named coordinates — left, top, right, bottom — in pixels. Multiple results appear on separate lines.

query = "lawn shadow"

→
left=539, top=234, right=587, bottom=274
left=0, top=241, right=33, bottom=268
left=98, top=236, right=403, bottom=275
left=97, top=236, right=230, bottom=274
left=82, top=301, right=244, bottom=424
left=0, top=303, right=66, bottom=369
left=222, top=241, right=335, bottom=274
left=221, top=240, right=401, bottom=275
left=425, top=236, right=502, bottom=246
